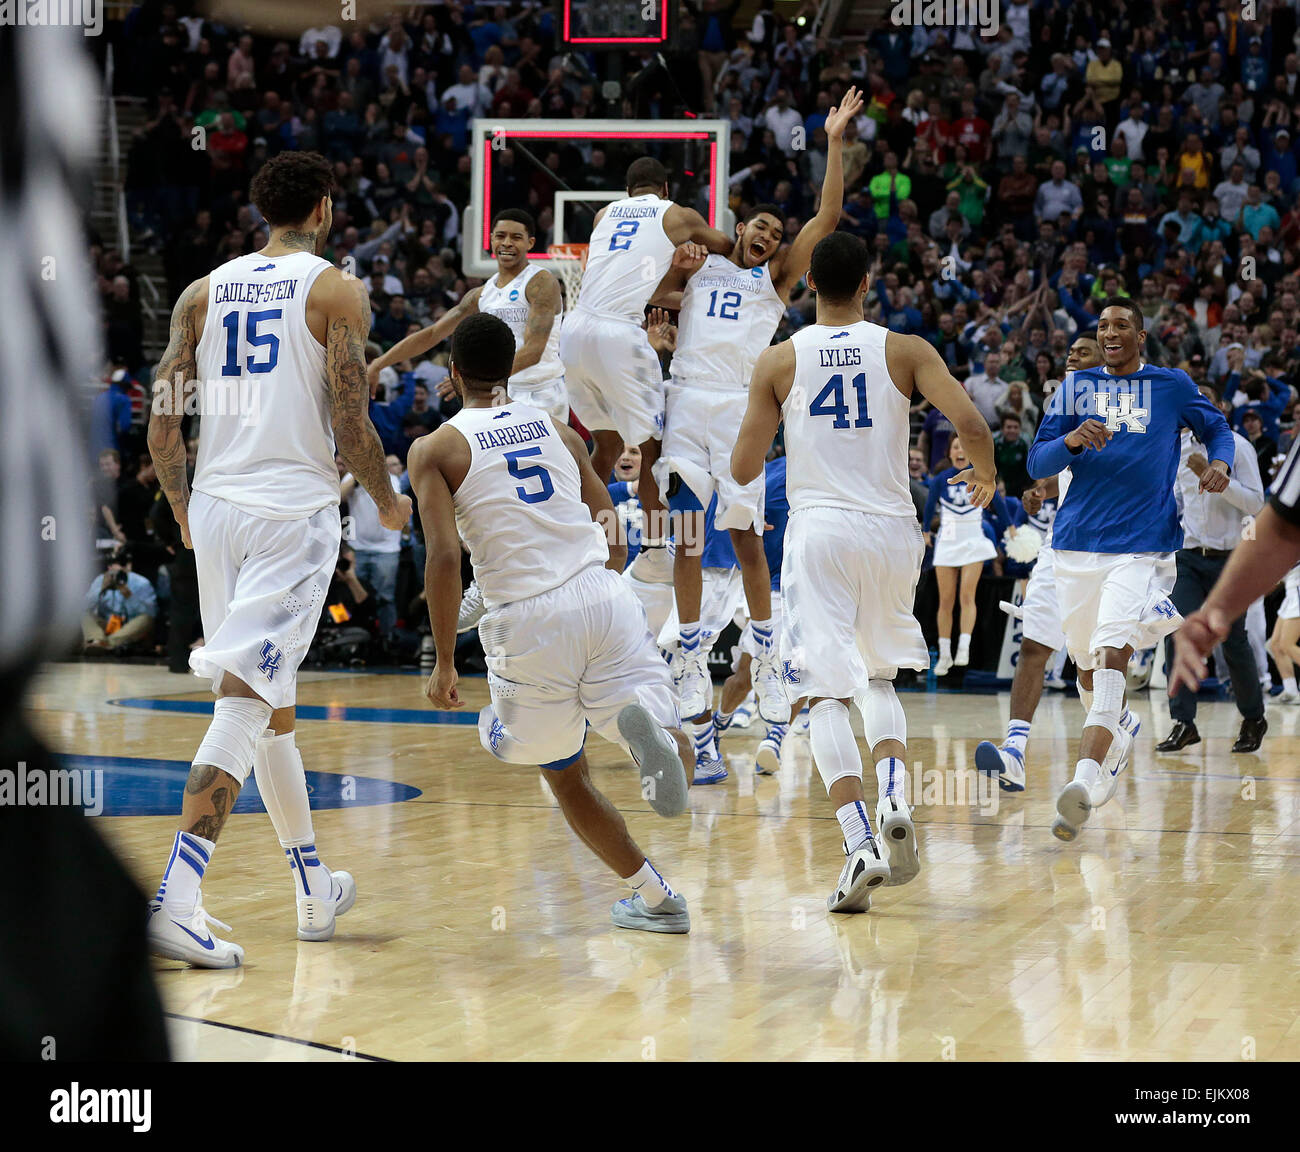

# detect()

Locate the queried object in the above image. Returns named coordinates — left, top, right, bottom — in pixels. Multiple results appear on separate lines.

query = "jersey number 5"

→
left=809, top=372, right=872, bottom=429
left=505, top=447, right=554, bottom=504
left=608, top=219, right=640, bottom=251
left=221, top=308, right=282, bottom=376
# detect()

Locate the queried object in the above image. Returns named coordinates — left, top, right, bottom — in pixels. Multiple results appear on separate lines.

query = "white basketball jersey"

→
left=193, top=251, right=337, bottom=520
left=447, top=403, right=608, bottom=607
left=478, top=264, right=564, bottom=389
left=671, top=254, right=785, bottom=389
left=782, top=321, right=914, bottom=518
left=576, top=194, right=675, bottom=323
left=1047, top=468, right=1073, bottom=546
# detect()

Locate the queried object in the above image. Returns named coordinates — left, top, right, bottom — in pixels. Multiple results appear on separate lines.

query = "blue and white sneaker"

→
left=693, top=754, right=728, bottom=785
left=611, top=891, right=690, bottom=933
left=147, top=891, right=244, bottom=968
left=457, top=582, right=486, bottom=634
left=826, top=838, right=891, bottom=913
left=975, top=741, right=1026, bottom=792
left=792, top=706, right=810, bottom=736
left=755, top=724, right=786, bottom=775
left=876, top=792, right=920, bottom=886
left=298, top=869, right=357, bottom=942
left=1093, top=710, right=1139, bottom=809
left=618, top=704, right=689, bottom=817
left=730, top=691, right=759, bottom=729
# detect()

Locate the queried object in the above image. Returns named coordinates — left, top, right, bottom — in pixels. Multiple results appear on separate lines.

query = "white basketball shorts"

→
left=189, top=490, right=341, bottom=710
left=1019, top=543, right=1066, bottom=651
left=781, top=508, right=928, bottom=699
left=476, top=564, right=680, bottom=767
left=507, top=376, right=569, bottom=424
left=1052, top=549, right=1181, bottom=670
left=559, top=309, right=664, bottom=446
left=658, top=381, right=765, bottom=533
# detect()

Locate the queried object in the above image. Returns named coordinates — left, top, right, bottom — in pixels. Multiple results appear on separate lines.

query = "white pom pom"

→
left=1004, top=524, right=1043, bottom=563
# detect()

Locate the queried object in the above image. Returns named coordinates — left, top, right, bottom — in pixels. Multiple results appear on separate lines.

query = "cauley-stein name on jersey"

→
left=213, top=277, right=300, bottom=305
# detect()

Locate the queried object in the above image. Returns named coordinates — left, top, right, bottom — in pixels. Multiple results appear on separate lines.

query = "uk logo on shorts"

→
left=258, top=640, right=284, bottom=681
left=1152, top=598, right=1178, bottom=620
left=781, top=660, right=801, bottom=686
left=488, top=717, right=506, bottom=752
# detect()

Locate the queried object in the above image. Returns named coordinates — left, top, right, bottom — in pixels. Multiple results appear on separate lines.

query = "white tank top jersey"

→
left=477, top=264, right=564, bottom=389
left=671, top=253, right=786, bottom=389
left=936, top=472, right=987, bottom=539
left=782, top=320, right=914, bottom=518
left=446, top=403, right=608, bottom=606
left=576, top=194, right=675, bottom=323
left=193, top=250, right=338, bottom=520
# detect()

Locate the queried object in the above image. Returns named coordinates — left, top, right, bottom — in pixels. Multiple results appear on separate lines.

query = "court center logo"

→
left=890, top=0, right=1000, bottom=38
left=1, top=0, right=103, bottom=36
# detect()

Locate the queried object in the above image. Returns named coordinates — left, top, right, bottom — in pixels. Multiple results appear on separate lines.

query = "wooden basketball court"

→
left=27, top=662, right=1300, bottom=1061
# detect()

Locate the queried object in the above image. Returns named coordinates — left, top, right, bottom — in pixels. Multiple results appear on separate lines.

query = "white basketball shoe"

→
left=827, top=838, right=891, bottom=913
left=876, top=791, right=921, bottom=887
left=147, top=891, right=244, bottom=969
left=298, top=869, right=357, bottom=942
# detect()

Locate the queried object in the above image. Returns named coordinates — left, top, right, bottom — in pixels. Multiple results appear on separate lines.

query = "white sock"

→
left=750, top=617, right=774, bottom=652
left=688, top=717, right=718, bottom=763
left=154, top=830, right=215, bottom=912
left=1285, top=676, right=1297, bottom=695
left=1074, top=757, right=1103, bottom=786
left=836, top=801, right=875, bottom=852
left=713, top=706, right=735, bottom=731
left=939, top=637, right=952, bottom=658
left=625, top=858, right=675, bottom=908
left=1004, top=720, right=1030, bottom=756
left=875, top=756, right=905, bottom=802
left=957, top=633, right=971, bottom=654
left=679, top=620, right=702, bottom=657
left=254, top=730, right=330, bottom=898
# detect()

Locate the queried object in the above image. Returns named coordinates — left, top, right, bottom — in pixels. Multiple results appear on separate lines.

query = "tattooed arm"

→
left=318, top=269, right=413, bottom=530
left=147, top=277, right=208, bottom=549
left=511, top=271, right=561, bottom=375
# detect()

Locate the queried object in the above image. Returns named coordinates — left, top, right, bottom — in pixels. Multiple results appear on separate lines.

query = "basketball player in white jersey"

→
left=560, top=156, right=735, bottom=583
left=976, top=336, right=1103, bottom=791
left=650, top=87, right=863, bottom=731
left=409, top=312, right=696, bottom=933
left=733, top=233, right=996, bottom=912
left=146, top=153, right=412, bottom=967
left=367, top=209, right=567, bottom=420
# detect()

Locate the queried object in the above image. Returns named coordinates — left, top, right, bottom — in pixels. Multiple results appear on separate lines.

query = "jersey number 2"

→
left=809, top=373, right=872, bottom=429
left=221, top=309, right=282, bottom=376
left=505, top=447, right=554, bottom=504
left=608, top=220, right=639, bottom=251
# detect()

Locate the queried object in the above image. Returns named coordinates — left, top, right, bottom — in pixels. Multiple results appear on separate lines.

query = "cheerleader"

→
left=1268, top=562, right=1300, bottom=703
left=923, top=435, right=1014, bottom=675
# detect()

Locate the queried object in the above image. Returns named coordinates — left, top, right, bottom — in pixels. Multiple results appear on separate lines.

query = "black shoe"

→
left=1232, top=716, right=1267, bottom=753
left=1156, top=721, right=1200, bottom=752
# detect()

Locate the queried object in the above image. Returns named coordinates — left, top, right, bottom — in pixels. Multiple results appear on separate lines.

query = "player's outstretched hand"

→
left=644, top=307, right=677, bottom=353
left=1065, top=418, right=1112, bottom=452
left=1169, top=609, right=1230, bottom=696
left=366, top=359, right=383, bottom=397
left=1198, top=460, right=1230, bottom=493
left=954, top=466, right=996, bottom=508
left=672, top=241, right=708, bottom=271
left=379, top=492, right=413, bottom=531
left=426, top=662, right=461, bottom=709
left=436, top=375, right=457, bottom=401
left=825, top=85, right=864, bottom=140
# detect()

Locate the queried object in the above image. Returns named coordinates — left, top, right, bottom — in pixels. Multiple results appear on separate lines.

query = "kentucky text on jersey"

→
left=1028, top=364, right=1235, bottom=554
left=691, top=272, right=769, bottom=294
left=473, top=417, right=551, bottom=451
left=213, top=278, right=299, bottom=305
left=606, top=205, right=661, bottom=219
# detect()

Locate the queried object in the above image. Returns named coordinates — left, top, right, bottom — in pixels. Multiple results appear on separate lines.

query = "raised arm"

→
left=557, top=422, right=624, bottom=572
left=366, top=286, right=482, bottom=390
left=147, top=276, right=208, bottom=548
left=512, top=273, right=562, bottom=375
left=772, top=86, right=864, bottom=299
left=732, top=340, right=792, bottom=485
left=891, top=332, right=996, bottom=507
left=664, top=202, right=734, bottom=255
left=320, top=270, right=412, bottom=528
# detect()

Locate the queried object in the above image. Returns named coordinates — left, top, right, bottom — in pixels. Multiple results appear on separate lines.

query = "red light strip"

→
left=562, top=1, right=668, bottom=45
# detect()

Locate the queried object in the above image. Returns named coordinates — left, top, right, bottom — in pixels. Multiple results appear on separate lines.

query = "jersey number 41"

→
left=810, top=372, right=872, bottom=429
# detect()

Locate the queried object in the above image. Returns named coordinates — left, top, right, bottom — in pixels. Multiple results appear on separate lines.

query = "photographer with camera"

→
left=82, top=548, right=158, bottom=655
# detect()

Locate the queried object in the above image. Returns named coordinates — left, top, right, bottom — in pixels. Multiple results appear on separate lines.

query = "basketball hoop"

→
left=547, top=243, right=588, bottom=312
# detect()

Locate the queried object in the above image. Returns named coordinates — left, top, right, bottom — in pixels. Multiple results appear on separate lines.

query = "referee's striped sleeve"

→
left=1271, top=437, right=1300, bottom=525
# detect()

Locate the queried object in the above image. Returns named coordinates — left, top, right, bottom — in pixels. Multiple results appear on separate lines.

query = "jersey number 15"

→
left=220, top=308, right=282, bottom=376
left=810, top=372, right=872, bottom=429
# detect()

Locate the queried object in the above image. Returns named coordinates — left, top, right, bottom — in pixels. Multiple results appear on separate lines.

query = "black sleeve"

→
left=1269, top=437, right=1300, bottom=525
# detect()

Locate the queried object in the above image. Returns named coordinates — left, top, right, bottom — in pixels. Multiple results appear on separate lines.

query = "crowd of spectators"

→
left=90, top=1, right=1300, bottom=674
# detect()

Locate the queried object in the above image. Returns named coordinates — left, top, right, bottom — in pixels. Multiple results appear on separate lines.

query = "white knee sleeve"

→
left=254, top=730, right=315, bottom=846
left=1085, top=667, right=1125, bottom=736
left=808, top=699, right=863, bottom=795
left=857, top=679, right=906, bottom=748
left=194, top=697, right=273, bottom=785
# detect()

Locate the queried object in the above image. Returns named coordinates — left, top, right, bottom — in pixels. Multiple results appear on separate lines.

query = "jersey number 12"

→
left=809, top=373, right=872, bottom=429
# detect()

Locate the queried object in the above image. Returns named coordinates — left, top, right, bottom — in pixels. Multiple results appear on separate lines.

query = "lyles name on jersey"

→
left=817, top=344, right=862, bottom=368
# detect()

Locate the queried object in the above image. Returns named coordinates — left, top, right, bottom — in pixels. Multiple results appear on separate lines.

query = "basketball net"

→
left=547, top=243, right=588, bottom=312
